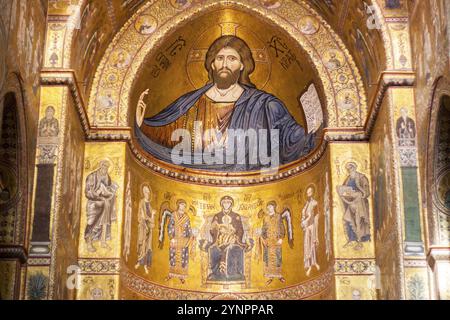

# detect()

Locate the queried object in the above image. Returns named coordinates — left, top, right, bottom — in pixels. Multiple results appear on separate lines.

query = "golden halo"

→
left=140, top=182, right=153, bottom=199
left=342, top=158, right=361, bottom=173
left=92, top=158, right=114, bottom=172
left=304, top=183, right=317, bottom=200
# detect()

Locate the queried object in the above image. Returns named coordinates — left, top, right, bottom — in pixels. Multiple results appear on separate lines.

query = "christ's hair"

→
left=205, top=35, right=256, bottom=87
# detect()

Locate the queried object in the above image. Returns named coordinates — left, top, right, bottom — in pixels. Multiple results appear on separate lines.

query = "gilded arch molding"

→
left=426, top=76, right=450, bottom=245
left=87, top=0, right=368, bottom=130
left=0, top=72, right=30, bottom=248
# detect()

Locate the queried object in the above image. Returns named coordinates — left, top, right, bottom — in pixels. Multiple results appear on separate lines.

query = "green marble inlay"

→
left=401, top=167, right=422, bottom=243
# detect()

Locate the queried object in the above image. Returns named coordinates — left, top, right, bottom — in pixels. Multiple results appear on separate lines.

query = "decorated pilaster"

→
left=330, top=143, right=377, bottom=300
left=76, top=142, right=126, bottom=300
left=25, top=1, right=86, bottom=300
left=370, top=0, right=430, bottom=300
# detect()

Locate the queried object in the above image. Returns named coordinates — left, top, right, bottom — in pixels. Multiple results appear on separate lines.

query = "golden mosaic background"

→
left=1, top=0, right=449, bottom=301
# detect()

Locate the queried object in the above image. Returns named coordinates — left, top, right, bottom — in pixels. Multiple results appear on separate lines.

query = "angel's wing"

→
left=240, top=216, right=255, bottom=252
left=158, top=201, right=172, bottom=248
left=200, top=215, right=214, bottom=243
left=314, top=207, right=320, bottom=244
left=281, top=208, right=294, bottom=248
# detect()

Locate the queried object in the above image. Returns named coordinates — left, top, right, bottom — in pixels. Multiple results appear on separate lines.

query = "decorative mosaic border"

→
left=27, top=257, right=51, bottom=266
left=78, top=258, right=121, bottom=275
left=334, top=259, right=376, bottom=275
left=122, top=267, right=334, bottom=300
left=403, top=259, right=428, bottom=268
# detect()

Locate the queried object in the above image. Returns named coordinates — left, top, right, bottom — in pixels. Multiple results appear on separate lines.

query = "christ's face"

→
left=211, top=47, right=244, bottom=89
left=267, top=204, right=275, bottom=215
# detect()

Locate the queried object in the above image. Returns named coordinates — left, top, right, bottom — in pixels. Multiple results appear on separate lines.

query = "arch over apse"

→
left=87, top=0, right=370, bottom=130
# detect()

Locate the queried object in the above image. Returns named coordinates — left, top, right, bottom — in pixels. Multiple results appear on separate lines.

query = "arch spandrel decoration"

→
left=88, top=0, right=367, bottom=131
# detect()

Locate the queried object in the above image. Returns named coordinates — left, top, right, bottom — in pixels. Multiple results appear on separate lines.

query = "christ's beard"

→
left=213, top=68, right=241, bottom=89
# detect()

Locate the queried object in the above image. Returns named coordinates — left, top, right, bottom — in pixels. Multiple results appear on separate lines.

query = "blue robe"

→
left=135, top=84, right=316, bottom=171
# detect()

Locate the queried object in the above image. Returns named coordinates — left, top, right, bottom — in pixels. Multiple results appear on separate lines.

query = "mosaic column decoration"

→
left=29, top=91, right=61, bottom=256
left=25, top=1, right=85, bottom=300
left=382, top=1, right=429, bottom=296
left=330, top=143, right=377, bottom=300
left=27, top=86, right=65, bottom=300
left=76, top=142, right=126, bottom=300
left=390, top=88, right=425, bottom=255
left=374, top=0, right=429, bottom=300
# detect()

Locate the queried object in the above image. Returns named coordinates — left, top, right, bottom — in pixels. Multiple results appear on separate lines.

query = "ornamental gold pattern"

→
left=2, top=0, right=448, bottom=301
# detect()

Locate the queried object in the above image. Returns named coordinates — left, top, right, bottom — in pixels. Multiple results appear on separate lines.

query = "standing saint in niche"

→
left=301, top=186, right=320, bottom=276
left=337, top=162, right=371, bottom=250
left=84, top=161, right=118, bottom=252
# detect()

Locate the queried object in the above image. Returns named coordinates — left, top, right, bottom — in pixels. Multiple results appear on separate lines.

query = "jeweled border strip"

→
left=78, top=258, right=121, bottom=275
left=334, top=259, right=376, bottom=275
left=122, top=267, right=334, bottom=300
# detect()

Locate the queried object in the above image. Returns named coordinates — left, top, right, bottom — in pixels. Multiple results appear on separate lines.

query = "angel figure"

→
left=256, top=201, right=294, bottom=286
left=159, top=199, right=196, bottom=284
